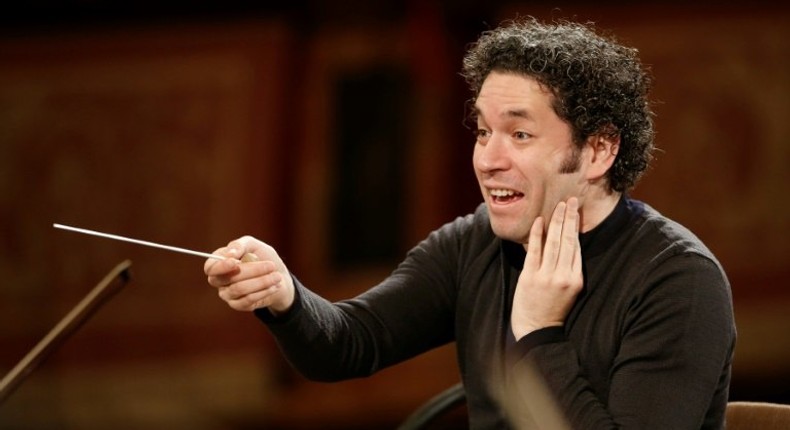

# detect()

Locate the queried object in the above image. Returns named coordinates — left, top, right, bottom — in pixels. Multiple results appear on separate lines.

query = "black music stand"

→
left=0, top=260, right=132, bottom=404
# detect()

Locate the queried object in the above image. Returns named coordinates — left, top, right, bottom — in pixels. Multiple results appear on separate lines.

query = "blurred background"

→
left=0, top=1, right=787, bottom=428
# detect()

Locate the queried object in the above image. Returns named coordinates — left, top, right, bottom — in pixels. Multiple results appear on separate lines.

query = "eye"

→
left=513, top=131, right=532, bottom=141
left=475, top=128, right=491, bottom=143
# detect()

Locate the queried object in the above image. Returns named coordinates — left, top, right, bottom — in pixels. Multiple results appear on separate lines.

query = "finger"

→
left=208, top=257, right=275, bottom=289
left=205, top=256, right=241, bottom=277
left=204, top=246, right=241, bottom=274
left=524, top=216, right=544, bottom=270
left=237, top=286, right=283, bottom=311
left=572, top=233, right=583, bottom=277
left=570, top=198, right=583, bottom=275
left=542, top=201, right=567, bottom=269
left=224, top=260, right=280, bottom=291
left=227, top=236, right=261, bottom=257
left=241, top=253, right=260, bottom=263
left=204, top=247, right=224, bottom=273
left=556, top=197, right=580, bottom=271
left=218, top=269, right=283, bottom=301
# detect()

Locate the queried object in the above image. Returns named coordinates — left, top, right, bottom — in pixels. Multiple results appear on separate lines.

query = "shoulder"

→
left=624, top=200, right=730, bottom=294
left=408, top=203, right=499, bottom=264
left=634, top=201, right=720, bottom=265
left=427, top=203, right=494, bottom=243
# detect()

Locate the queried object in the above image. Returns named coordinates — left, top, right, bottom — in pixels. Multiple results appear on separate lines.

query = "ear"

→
left=584, top=132, right=620, bottom=181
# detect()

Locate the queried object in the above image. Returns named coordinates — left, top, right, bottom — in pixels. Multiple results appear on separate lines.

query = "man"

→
left=205, top=17, right=736, bottom=429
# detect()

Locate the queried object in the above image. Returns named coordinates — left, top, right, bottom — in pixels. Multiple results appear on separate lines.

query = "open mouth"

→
left=489, top=188, right=524, bottom=204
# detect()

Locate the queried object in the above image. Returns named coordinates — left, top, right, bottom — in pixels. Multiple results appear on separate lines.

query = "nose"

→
left=474, top=133, right=510, bottom=174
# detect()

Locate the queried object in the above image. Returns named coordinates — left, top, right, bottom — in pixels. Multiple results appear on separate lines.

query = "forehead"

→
left=474, top=72, right=554, bottom=119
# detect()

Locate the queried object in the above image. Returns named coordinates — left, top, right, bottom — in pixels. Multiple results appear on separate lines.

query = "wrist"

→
left=512, top=320, right=563, bottom=341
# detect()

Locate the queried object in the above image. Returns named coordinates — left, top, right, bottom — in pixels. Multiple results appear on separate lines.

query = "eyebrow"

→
left=472, top=105, right=533, bottom=121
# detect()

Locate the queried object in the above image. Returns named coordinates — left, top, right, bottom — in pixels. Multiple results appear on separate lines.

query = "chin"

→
left=489, top=221, right=528, bottom=244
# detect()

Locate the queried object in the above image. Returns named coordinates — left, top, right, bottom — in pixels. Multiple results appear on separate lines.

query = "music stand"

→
left=0, top=260, right=132, bottom=405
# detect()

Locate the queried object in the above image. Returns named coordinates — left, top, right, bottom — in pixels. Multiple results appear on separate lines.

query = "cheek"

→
left=515, top=158, right=549, bottom=187
left=471, top=146, right=483, bottom=170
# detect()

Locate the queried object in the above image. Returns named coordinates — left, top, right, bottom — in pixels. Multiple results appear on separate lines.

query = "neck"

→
left=579, top=189, right=622, bottom=233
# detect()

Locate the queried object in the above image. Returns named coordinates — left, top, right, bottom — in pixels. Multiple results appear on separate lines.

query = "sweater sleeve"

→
left=252, top=218, right=467, bottom=382
left=506, top=253, right=736, bottom=430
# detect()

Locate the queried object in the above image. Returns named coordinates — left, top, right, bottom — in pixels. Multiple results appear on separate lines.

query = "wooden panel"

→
left=279, top=20, right=463, bottom=427
left=0, top=21, right=291, bottom=427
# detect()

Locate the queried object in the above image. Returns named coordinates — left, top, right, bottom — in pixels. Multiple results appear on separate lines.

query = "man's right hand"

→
left=204, top=236, right=295, bottom=315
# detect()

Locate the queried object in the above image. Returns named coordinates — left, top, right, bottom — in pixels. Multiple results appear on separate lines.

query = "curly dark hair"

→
left=461, top=17, right=655, bottom=192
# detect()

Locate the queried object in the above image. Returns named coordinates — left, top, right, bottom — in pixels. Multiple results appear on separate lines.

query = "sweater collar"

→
left=579, top=194, right=643, bottom=259
left=501, top=195, right=643, bottom=266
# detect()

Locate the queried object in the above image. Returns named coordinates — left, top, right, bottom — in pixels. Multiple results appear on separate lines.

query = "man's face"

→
left=473, top=71, right=586, bottom=244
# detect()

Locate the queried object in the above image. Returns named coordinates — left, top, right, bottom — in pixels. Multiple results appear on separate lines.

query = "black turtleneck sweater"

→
left=256, top=196, right=736, bottom=429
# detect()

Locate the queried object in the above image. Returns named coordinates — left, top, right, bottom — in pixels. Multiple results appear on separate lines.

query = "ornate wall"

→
left=0, top=3, right=787, bottom=428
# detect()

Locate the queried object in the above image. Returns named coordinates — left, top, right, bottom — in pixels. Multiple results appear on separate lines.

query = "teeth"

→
left=490, top=189, right=516, bottom=197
